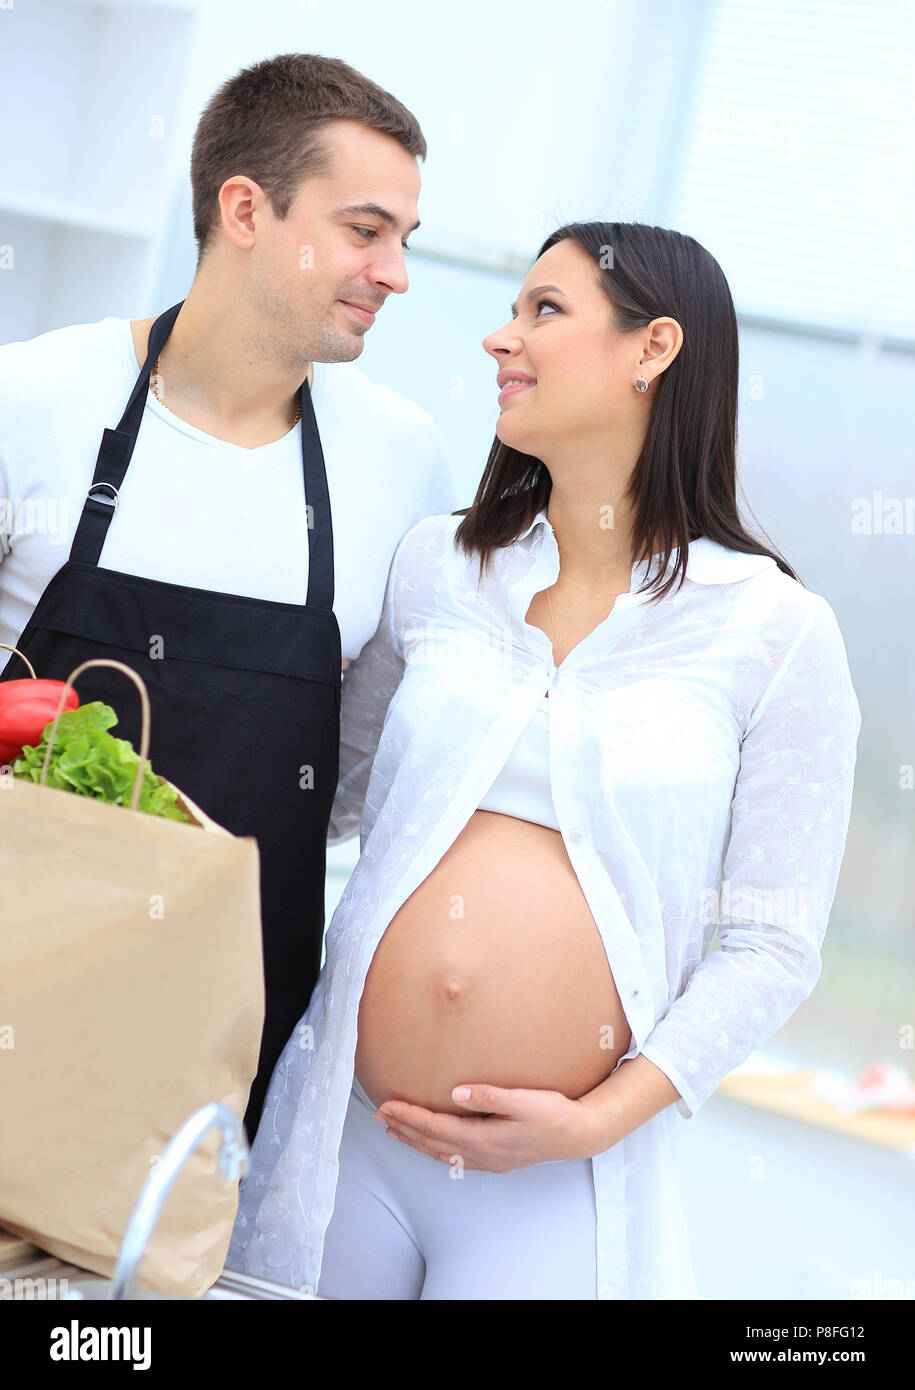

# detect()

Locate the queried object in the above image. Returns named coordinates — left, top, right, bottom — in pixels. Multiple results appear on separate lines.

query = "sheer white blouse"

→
left=227, top=506, right=861, bottom=1299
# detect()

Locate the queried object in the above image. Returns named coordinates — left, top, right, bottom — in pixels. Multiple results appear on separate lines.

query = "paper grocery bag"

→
left=0, top=656, right=264, bottom=1299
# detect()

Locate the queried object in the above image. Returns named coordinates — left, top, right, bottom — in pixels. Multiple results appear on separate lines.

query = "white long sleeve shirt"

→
left=227, top=506, right=862, bottom=1299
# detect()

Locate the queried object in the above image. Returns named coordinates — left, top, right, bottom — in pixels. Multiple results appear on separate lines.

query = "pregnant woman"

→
left=227, top=221, right=861, bottom=1300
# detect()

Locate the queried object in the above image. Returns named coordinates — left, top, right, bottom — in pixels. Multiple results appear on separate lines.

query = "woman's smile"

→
left=498, top=380, right=536, bottom=404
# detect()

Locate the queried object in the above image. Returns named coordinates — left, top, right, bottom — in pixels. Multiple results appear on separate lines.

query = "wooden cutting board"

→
left=718, top=1069, right=915, bottom=1152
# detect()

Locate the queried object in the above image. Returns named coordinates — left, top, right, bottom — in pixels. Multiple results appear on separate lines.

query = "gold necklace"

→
left=150, top=355, right=302, bottom=427
left=545, top=567, right=639, bottom=674
left=545, top=585, right=563, bottom=667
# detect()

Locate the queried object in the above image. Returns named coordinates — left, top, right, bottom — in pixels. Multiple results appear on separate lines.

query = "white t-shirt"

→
left=0, top=315, right=458, bottom=662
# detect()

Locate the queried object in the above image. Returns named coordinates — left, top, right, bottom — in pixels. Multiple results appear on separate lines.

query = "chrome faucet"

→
left=109, top=1103, right=249, bottom=1300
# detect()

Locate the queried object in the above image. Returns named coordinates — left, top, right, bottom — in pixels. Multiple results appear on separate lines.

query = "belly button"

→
left=440, top=977, right=464, bottom=1003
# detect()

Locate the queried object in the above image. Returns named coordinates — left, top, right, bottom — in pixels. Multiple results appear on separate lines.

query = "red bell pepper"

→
left=0, top=680, right=80, bottom=765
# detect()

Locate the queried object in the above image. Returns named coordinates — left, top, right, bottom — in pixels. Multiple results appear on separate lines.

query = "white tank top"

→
left=476, top=693, right=560, bottom=830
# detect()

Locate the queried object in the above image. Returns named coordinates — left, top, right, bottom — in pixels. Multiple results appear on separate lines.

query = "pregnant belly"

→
left=354, top=809, right=632, bottom=1117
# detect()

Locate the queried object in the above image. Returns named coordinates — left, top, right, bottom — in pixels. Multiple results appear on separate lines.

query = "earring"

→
left=634, top=376, right=649, bottom=392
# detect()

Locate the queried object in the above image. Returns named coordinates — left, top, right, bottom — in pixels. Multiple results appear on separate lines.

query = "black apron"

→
left=0, top=301, right=342, bottom=1142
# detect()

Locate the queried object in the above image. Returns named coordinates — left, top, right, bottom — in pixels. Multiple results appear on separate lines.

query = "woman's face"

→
left=482, top=237, right=648, bottom=459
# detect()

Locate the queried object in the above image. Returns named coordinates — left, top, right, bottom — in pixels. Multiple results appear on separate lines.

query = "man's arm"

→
left=0, top=449, right=12, bottom=568
left=327, top=532, right=411, bottom=844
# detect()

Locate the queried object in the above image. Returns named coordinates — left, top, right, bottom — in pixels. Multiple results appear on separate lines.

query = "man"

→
left=0, top=54, right=457, bottom=1139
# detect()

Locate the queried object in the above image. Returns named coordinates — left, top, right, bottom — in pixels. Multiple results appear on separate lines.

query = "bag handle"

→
left=0, top=642, right=38, bottom=680
left=40, top=659, right=152, bottom=814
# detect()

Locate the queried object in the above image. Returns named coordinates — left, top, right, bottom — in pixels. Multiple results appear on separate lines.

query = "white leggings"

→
left=316, top=1073, right=600, bottom=1300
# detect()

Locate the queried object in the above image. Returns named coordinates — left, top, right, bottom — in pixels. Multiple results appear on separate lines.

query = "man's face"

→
left=248, top=118, right=421, bottom=366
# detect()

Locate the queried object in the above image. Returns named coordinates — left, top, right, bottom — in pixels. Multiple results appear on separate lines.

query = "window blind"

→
left=668, top=0, right=915, bottom=342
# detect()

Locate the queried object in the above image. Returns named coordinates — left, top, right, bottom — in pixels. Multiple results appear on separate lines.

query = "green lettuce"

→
left=13, top=701, right=189, bottom=822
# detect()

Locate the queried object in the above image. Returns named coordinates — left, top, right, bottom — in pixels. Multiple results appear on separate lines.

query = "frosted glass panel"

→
left=668, top=0, right=915, bottom=339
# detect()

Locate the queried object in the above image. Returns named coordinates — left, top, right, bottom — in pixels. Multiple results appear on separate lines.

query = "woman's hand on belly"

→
left=372, top=1080, right=600, bottom=1172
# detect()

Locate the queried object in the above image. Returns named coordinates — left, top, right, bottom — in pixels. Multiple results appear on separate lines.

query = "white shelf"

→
left=0, top=0, right=201, bottom=341
left=0, top=187, right=154, bottom=241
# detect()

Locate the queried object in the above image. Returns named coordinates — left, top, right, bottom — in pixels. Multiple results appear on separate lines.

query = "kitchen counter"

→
left=0, top=1229, right=319, bottom=1300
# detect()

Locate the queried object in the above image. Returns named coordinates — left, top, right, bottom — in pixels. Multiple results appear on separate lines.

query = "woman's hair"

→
left=453, top=221, right=798, bottom=599
left=190, top=53, right=427, bottom=268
